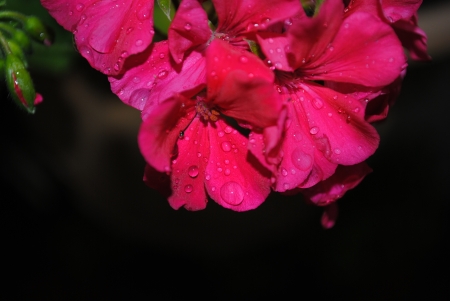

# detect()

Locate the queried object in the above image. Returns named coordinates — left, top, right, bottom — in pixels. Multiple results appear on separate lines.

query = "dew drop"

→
left=224, top=168, right=231, bottom=176
left=75, top=3, right=84, bottom=11
left=291, top=148, right=313, bottom=171
left=188, top=165, right=199, bottom=178
left=309, top=126, right=319, bottom=135
left=133, top=76, right=141, bottom=83
left=135, top=39, right=143, bottom=46
left=283, top=183, right=290, bottom=190
left=221, top=141, right=231, bottom=152
left=69, top=11, right=73, bottom=16
left=240, top=56, right=248, bottom=63
left=114, top=63, right=120, bottom=71
left=224, top=126, right=232, bottom=134
left=281, top=168, right=288, bottom=177
left=205, top=174, right=211, bottom=181
left=159, top=53, right=165, bottom=59
left=312, top=98, right=324, bottom=109
left=334, top=148, right=341, bottom=155
left=126, top=27, right=134, bottom=34
left=184, top=184, right=193, bottom=193
left=220, top=182, right=244, bottom=205
left=157, top=70, right=168, bottom=79
left=217, top=131, right=225, bottom=138
left=184, top=23, right=192, bottom=30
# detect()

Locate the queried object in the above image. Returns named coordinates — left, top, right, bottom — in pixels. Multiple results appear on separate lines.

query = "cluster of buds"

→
left=0, top=1, right=52, bottom=113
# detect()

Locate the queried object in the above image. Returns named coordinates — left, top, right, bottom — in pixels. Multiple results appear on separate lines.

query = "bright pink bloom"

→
left=138, top=40, right=282, bottom=211
left=168, top=0, right=302, bottom=64
left=255, top=0, right=405, bottom=192
left=345, top=0, right=430, bottom=60
left=41, top=0, right=154, bottom=75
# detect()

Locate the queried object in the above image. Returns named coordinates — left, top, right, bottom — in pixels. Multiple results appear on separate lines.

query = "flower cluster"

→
left=42, top=0, right=429, bottom=227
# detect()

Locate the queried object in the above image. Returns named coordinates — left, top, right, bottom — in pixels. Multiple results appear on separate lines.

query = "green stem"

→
left=0, top=10, right=27, bottom=23
left=0, top=30, right=12, bottom=55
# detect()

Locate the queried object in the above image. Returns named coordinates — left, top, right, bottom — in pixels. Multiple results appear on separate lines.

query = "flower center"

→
left=196, top=101, right=220, bottom=122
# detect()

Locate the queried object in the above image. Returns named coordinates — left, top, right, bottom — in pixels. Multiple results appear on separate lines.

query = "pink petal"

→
left=381, top=0, right=422, bottom=23
left=168, top=0, right=211, bottom=63
left=213, top=0, right=301, bottom=33
left=166, top=118, right=210, bottom=211
left=300, top=84, right=380, bottom=165
left=206, top=39, right=282, bottom=129
left=301, top=162, right=373, bottom=206
left=269, top=102, right=337, bottom=192
left=109, top=41, right=206, bottom=119
left=42, top=0, right=154, bottom=75
left=393, top=15, right=431, bottom=61
left=205, top=120, right=271, bottom=211
left=300, top=12, right=406, bottom=87
left=281, top=0, right=343, bottom=69
left=138, top=94, right=195, bottom=173
left=321, top=203, right=339, bottom=229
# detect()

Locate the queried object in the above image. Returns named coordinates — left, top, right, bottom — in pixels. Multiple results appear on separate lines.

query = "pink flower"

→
left=345, top=0, right=431, bottom=61
left=110, top=0, right=301, bottom=118
left=41, top=0, right=154, bottom=75
left=255, top=0, right=406, bottom=192
left=138, top=40, right=282, bottom=211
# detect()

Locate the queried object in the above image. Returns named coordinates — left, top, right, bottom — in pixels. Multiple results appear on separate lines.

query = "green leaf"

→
left=156, top=0, right=175, bottom=21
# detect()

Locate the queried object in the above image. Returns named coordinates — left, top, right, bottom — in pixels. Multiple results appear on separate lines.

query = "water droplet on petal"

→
left=283, top=183, right=290, bottom=190
left=133, top=76, right=141, bottom=83
left=184, top=23, right=192, bottom=30
left=224, top=168, right=231, bottom=176
left=281, top=168, right=288, bottom=176
left=312, top=98, right=324, bottom=109
left=188, top=165, right=199, bottom=178
left=157, top=70, right=168, bottom=79
left=135, top=39, right=143, bottom=46
left=240, top=56, right=248, bottom=63
left=334, top=148, right=341, bottom=155
left=291, top=148, right=313, bottom=171
left=126, top=27, right=134, bottom=34
left=205, top=174, right=211, bottom=181
left=184, top=184, right=193, bottom=193
left=221, top=141, right=231, bottom=152
left=224, top=126, right=232, bottom=134
left=220, top=182, right=244, bottom=205
left=75, top=3, right=84, bottom=11
left=217, top=131, right=225, bottom=138
left=159, top=53, right=165, bottom=59
left=309, top=126, right=319, bottom=135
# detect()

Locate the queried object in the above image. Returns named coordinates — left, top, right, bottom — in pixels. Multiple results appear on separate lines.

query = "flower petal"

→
left=206, top=39, right=282, bottom=129
left=138, top=94, right=195, bottom=173
left=168, top=0, right=211, bottom=63
left=205, top=120, right=271, bottom=211
left=109, top=41, right=205, bottom=119
left=166, top=118, right=210, bottom=211
left=300, top=11, right=406, bottom=87
left=213, top=0, right=301, bottom=34
left=301, top=162, right=373, bottom=206
left=42, top=0, right=154, bottom=75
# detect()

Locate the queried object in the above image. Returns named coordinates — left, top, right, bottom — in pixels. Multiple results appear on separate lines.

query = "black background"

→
left=1, top=1, right=449, bottom=299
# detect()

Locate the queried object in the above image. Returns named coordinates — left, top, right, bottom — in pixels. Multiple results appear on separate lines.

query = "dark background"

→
left=1, top=1, right=449, bottom=299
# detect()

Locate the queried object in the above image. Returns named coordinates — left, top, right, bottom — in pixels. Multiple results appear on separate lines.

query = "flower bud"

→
left=23, top=16, right=53, bottom=46
left=7, top=40, right=27, bottom=67
left=11, top=29, right=32, bottom=53
left=4, top=54, right=37, bottom=113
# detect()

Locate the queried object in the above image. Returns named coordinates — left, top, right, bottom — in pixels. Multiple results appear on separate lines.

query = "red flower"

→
left=41, top=0, right=154, bottom=75
left=255, top=0, right=406, bottom=192
left=138, top=40, right=282, bottom=211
